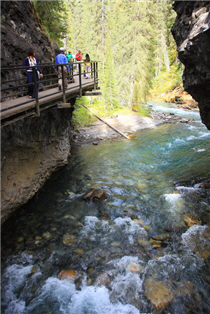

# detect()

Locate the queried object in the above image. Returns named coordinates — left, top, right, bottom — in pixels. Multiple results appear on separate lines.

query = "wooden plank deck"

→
left=0, top=75, right=97, bottom=123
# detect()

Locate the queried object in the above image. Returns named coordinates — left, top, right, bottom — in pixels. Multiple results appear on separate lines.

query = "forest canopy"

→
left=34, top=0, right=182, bottom=114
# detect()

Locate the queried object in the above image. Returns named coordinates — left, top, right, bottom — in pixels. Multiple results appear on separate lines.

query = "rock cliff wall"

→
left=1, top=1, right=74, bottom=224
left=1, top=108, right=74, bottom=224
left=1, top=0, right=58, bottom=67
left=172, top=0, right=210, bottom=130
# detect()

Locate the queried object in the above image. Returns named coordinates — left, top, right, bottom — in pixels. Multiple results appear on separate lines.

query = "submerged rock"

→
left=152, top=233, right=170, bottom=241
left=149, top=239, right=162, bottom=248
left=199, top=183, right=210, bottom=189
left=144, top=277, right=173, bottom=311
left=43, top=232, right=51, bottom=239
left=196, top=250, right=210, bottom=260
left=62, top=233, right=77, bottom=246
left=74, top=249, right=84, bottom=254
left=58, top=269, right=77, bottom=281
left=183, top=213, right=201, bottom=227
left=95, top=272, right=111, bottom=287
left=128, top=262, right=142, bottom=273
left=174, top=280, right=195, bottom=298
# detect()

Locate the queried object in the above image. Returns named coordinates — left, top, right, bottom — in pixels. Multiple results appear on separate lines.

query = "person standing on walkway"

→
left=23, top=48, right=43, bottom=98
left=84, top=54, right=91, bottom=79
left=75, top=50, right=82, bottom=73
left=66, top=50, right=74, bottom=80
left=55, top=47, right=70, bottom=90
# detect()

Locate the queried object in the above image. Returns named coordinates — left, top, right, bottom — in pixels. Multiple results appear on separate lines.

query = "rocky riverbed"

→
left=71, top=109, right=192, bottom=146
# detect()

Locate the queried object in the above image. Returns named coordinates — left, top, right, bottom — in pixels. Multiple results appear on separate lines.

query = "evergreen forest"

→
left=34, top=0, right=183, bottom=119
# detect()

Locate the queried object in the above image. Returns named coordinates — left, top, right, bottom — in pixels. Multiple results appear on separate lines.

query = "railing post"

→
left=33, top=67, right=40, bottom=116
left=91, top=62, right=93, bottom=79
left=79, top=62, right=82, bottom=97
left=61, top=64, right=66, bottom=103
left=94, top=62, right=96, bottom=90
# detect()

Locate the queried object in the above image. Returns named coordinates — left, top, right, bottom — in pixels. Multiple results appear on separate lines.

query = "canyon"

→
left=1, top=0, right=210, bottom=223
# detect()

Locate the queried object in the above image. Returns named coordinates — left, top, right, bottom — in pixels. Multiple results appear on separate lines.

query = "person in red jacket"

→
left=76, top=50, right=82, bottom=61
left=75, top=50, right=82, bottom=72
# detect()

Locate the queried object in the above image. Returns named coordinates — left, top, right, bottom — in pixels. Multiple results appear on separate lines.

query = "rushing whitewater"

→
left=2, top=103, right=210, bottom=314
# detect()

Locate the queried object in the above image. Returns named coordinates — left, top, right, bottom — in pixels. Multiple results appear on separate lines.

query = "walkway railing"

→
left=1, top=61, right=99, bottom=117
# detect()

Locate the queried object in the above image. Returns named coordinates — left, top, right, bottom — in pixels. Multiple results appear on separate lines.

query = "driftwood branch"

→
left=82, top=104, right=130, bottom=140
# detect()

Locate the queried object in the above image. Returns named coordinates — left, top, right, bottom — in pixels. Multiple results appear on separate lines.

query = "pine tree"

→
left=37, top=0, right=181, bottom=113
left=103, top=31, right=119, bottom=109
left=34, top=0, right=68, bottom=45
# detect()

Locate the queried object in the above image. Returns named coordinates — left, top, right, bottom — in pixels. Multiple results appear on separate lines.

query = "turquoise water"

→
left=1, top=103, right=210, bottom=314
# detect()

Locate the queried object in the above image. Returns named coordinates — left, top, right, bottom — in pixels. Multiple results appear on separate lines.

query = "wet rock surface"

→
left=172, top=1, right=210, bottom=130
left=144, top=277, right=173, bottom=311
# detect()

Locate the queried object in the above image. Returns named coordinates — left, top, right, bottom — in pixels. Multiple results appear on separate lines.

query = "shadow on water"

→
left=1, top=103, right=210, bottom=314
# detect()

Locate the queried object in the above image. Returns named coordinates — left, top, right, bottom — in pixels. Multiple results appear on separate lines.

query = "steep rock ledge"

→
left=172, top=0, right=210, bottom=130
left=1, top=108, right=74, bottom=224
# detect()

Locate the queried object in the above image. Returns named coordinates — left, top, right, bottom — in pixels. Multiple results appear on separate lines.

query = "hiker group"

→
left=24, top=47, right=91, bottom=97
left=55, top=47, right=91, bottom=90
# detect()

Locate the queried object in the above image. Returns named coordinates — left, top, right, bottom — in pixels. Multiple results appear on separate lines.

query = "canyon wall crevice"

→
left=172, top=0, right=210, bottom=130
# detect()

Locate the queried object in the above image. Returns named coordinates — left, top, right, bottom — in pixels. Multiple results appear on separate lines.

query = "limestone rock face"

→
left=1, top=0, right=59, bottom=67
left=171, top=1, right=210, bottom=130
left=1, top=108, right=73, bottom=224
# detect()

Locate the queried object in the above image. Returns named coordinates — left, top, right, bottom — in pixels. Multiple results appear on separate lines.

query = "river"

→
left=1, top=102, right=210, bottom=314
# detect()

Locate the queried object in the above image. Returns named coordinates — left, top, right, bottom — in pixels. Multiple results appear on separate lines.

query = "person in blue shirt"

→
left=55, top=47, right=70, bottom=90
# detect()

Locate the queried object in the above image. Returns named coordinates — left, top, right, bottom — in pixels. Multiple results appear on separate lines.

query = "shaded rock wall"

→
left=1, top=108, right=74, bottom=224
left=171, top=0, right=210, bottom=130
left=1, top=0, right=58, bottom=67
left=1, top=1, right=74, bottom=224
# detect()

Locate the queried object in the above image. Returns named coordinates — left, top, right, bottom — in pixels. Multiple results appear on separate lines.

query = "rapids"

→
left=1, top=102, right=210, bottom=314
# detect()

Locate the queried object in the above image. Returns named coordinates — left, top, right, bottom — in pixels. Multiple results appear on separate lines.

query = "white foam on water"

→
left=199, top=131, right=210, bottom=139
left=2, top=263, right=33, bottom=314
left=108, top=256, right=144, bottom=273
left=164, top=193, right=181, bottom=203
left=187, top=135, right=196, bottom=141
left=80, top=216, right=110, bottom=241
left=80, top=216, right=147, bottom=245
left=174, top=137, right=186, bottom=144
left=26, top=277, right=140, bottom=314
left=70, top=284, right=140, bottom=314
left=113, top=217, right=148, bottom=243
left=187, top=131, right=210, bottom=142
left=110, top=272, right=143, bottom=304
left=193, top=148, right=206, bottom=152
left=163, top=193, right=183, bottom=213
left=176, top=186, right=196, bottom=192
left=145, top=254, right=185, bottom=278
left=107, top=257, right=144, bottom=304
left=144, top=253, right=204, bottom=282
left=182, top=225, right=208, bottom=251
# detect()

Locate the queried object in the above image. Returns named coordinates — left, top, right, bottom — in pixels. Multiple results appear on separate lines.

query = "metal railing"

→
left=1, top=61, right=99, bottom=117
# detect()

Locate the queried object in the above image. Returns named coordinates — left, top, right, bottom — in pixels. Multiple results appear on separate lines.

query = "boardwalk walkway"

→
left=1, top=70, right=99, bottom=127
